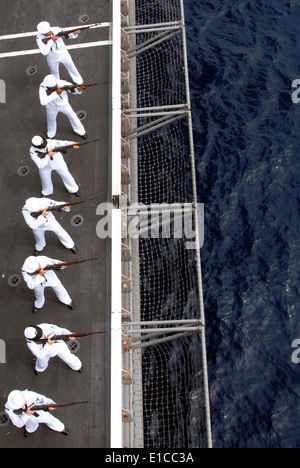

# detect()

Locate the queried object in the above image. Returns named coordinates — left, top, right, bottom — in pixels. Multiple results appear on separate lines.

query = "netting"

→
left=132, top=0, right=210, bottom=449
left=139, top=237, right=208, bottom=448
left=135, top=0, right=192, bottom=205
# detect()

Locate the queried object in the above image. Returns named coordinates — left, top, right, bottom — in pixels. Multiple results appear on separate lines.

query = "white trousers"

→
left=33, top=272, right=72, bottom=309
left=39, top=161, right=79, bottom=196
left=35, top=341, right=82, bottom=373
left=25, top=411, right=65, bottom=434
left=47, top=52, right=83, bottom=84
left=33, top=221, right=75, bottom=252
left=46, top=103, right=86, bottom=138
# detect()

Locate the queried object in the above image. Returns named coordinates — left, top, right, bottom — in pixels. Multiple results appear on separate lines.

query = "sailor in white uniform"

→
left=5, top=389, right=69, bottom=437
left=24, top=324, right=82, bottom=375
left=22, top=256, right=75, bottom=313
left=22, top=197, right=78, bottom=256
left=39, top=74, right=87, bottom=139
left=36, top=21, right=83, bottom=84
left=30, top=136, right=81, bottom=197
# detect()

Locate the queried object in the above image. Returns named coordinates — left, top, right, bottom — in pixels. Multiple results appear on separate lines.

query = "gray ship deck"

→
left=0, top=0, right=110, bottom=448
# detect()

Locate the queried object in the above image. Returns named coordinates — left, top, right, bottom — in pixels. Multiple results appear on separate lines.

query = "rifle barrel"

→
left=44, top=257, right=99, bottom=271
left=35, top=330, right=105, bottom=345
left=32, top=401, right=89, bottom=411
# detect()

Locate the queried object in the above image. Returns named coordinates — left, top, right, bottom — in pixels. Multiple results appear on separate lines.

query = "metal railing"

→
left=109, top=0, right=212, bottom=448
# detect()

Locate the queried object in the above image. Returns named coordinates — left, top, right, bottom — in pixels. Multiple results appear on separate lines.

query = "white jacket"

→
left=36, top=26, right=78, bottom=58
left=5, top=390, right=55, bottom=428
left=22, top=198, right=69, bottom=231
left=39, top=78, right=82, bottom=108
left=21, top=256, right=64, bottom=290
left=29, top=138, right=77, bottom=170
left=26, top=323, right=73, bottom=360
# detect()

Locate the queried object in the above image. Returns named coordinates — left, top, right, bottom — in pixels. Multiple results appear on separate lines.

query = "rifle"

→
left=14, top=400, right=89, bottom=417
left=41, top=23, right=100, bottom=44
left=35, top=139, right=100, bottom=159
left=28, top=258, right=99, bottom=276
left=46, top=83, right=100, bottom=96
left=30, top=197, right=97, bottom=219
left=35, top=330, right=105, bottom=345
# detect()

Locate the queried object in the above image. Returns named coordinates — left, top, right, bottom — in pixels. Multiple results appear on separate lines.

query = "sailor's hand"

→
left=51, top=35, right=60, bottom=42
left=74, top=29, right=82, bottom=34
left=60, top=263, right=68, bottom=270
left=39, top=268, right=48, bottom=276
left=42, top=209, right=50, bottom=217
left=47, top=335, right=56, bottom=346
left=77, top=85, right=86, bottom=91
left=73, top=142, right=81, bottom=149
left=48, top=150, right=56, bottom=157
left=56, top=88, right=64, bottom=95
left=26, top=405, right=36, bottom=416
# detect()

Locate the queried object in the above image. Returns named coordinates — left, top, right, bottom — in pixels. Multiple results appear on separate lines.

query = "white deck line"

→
left=0, top=40, right=112, bottom=59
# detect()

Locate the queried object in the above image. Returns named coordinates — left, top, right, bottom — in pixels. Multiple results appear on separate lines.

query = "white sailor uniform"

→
left=26, top=323, right=82, bottom=373
left=30, top=139, right=79, bottom=196
left=36, top=26, right=83, bottom=84
left=22, top=256, right=72, bottom=310
left=5, top=390, right=65, bottom=434
left=39, top=77, right=86, bottom=139
left=22, top=198, right=75, bottom=253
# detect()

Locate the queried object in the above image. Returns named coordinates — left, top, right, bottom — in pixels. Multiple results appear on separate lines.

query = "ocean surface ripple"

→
left=185, top=0, right=300, bottom=448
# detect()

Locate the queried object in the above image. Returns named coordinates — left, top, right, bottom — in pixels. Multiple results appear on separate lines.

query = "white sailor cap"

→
left=32, top=136, right=44, bottom=147
left=37, top=21, right=51, bottom=35
left=24, top=256, right=40, bottom=274
left=25, top=197, right=43, bottom=213
left=43, top=74, right=58, bottom=88
left=7, top=390, right=26, bottom=410
left=24, top=327, right=39, bottom=340
left=24, top=326, right=43, bottom=341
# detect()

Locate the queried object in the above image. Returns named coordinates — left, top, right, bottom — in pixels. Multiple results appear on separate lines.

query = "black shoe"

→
left=74, top=188, right=81, bottom=197
left=67, top=301, right=75, bottom=310
left=77, top=365, right=83, bottom=373
left=69, top=245, right=78, bottom=254
left=34, top=369, right=41, bottom=376
left=81, top=133, right=88, bottom=140
left=32, top=305, right=42, bottom=314
left=61, top=427, right=70, bottom=436
left=24, top=429, right=32, bottom=438
left=34, top=249, right=44, bottom=257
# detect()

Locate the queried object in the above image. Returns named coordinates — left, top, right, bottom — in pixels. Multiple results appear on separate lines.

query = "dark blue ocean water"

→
left=185, top=0, right=300, bottom=448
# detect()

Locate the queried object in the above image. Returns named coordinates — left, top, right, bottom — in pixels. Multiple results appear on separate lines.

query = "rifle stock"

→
left=27, top=257, right=99, bottom=277
left=30, top=197, right=97, bottom=219
left=41, top=23, right=100, bottom=43
left=14, top=400, right=89, bottom=416
left=35, top=139, right=100, bottom=159
left=44, top=257, right=99, bottom=272
left=46, top=83, right=100, bottom=96
left=51, top=138, right=100, bottom=155
left=35, top=330, right=105, bottom=345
